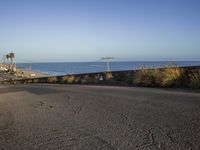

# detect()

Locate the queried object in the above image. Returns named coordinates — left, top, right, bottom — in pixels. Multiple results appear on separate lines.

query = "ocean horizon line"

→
left=15, top=60, right=200, bottom=64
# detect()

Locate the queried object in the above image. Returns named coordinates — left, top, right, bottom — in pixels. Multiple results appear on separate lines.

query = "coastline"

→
left=15, top=69, right=49, bottom=78
left=0, top=68, right=49, bottom=81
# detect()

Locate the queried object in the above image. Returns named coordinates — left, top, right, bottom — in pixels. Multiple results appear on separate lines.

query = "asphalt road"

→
left=0, top=84, right=200, bottom=150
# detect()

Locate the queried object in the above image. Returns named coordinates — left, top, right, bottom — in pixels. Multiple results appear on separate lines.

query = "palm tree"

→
left=9, top=52, right=15, bottom=64
left=6, top=54, right=10, bottom=62
left=6, top=52, right=15, bottom=63
left=6, top=52, right=15, bottom=72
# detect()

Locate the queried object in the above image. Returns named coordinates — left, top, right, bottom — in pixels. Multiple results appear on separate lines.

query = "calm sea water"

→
left=17, top=61, right=200, bottom=76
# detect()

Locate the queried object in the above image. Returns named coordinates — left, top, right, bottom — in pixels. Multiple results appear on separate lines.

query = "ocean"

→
left=17, top=61, right=200, bottom=76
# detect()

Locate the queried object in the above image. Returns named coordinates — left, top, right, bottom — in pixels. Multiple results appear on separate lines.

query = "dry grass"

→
left=94, top=74, right=100, bottom=80
left=162, top=67, right=185, bottom=87
left=62, top=76, right=76, bottom=84
left=47, top=76, right=58, bottom=83
left=133, top=68, right=162, bottom=86
left=133, top=66, right=189, bottom=88
left=189, top=71, right=200, bottom=88
left=27, top=79, right=33, bottom=83
left=105, top=72, right=113, bottom=80
left=33, top=79, right=39, bottom=83
left=74, top=76, right=80, bottom=83
left=81, top=75, right=91, bottom=84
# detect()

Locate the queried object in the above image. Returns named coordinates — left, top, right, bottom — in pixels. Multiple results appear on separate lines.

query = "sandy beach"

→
left=0, top=84, right=200, bottom=149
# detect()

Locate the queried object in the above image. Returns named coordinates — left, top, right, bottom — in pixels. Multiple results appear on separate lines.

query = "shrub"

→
left=74, top=76, right=80, bottom=83
left=81, top=75, right=92, bottom=84
left=92, top=74, right=102, bottom=84
left=125, top=72, right=134, bottom=85
left=33, top=78, right=39, bottom=83
left=189, top=71, right=200, bottom=89
left=133, top=69, right=162, bottom=87
left=94, top=74, right=100, bottom=80
left=162, top=67, right=185, bottom=87
left=47, top=76, right=58, bottom=83
left=105, top=72, right=113, bottom=80
left=62, top=75, right=76, bottom=84
left=27, top=79, right=33, bottom=83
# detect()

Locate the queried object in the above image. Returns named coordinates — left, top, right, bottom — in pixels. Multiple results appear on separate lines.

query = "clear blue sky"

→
left=0, top=0, right=200, bottom=62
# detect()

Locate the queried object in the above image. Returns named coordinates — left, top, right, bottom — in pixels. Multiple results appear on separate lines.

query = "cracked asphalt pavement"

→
left=0, top=84, right=200, bottom=150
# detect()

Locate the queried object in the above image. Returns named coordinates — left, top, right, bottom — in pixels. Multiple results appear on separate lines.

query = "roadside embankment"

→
left=0, top=66, right=200, bottom=89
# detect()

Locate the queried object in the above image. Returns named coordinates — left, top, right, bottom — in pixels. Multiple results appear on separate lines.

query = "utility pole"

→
left=101, top=57, right=114, bottom=72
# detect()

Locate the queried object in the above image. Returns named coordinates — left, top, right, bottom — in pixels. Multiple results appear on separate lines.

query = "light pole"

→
left=101, top=57, right=114, bottom=72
